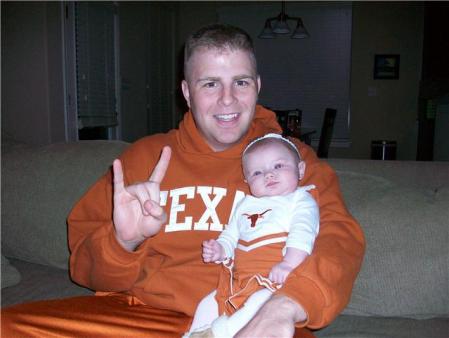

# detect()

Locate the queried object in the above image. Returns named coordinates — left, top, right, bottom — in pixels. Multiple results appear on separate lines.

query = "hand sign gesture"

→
left=112, top=146, right=171, bottom=252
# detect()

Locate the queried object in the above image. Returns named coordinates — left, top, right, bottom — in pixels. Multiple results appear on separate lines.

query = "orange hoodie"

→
left=68, top=105, right=365, bottom=329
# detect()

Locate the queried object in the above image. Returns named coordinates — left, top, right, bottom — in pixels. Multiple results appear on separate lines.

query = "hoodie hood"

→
left=176, top=105, right=282, bottom=159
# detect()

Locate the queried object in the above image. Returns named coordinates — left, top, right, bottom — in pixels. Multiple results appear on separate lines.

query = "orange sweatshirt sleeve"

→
left=277, top=140, right=366, bottom=329
left=68, top=140, right=157, bottom=292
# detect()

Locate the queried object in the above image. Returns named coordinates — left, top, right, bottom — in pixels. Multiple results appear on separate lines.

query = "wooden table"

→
left=284, top=128, right=317, bottom=145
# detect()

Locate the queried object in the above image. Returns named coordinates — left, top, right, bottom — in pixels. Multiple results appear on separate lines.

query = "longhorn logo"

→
left=242, top=209, right=272, bottom=227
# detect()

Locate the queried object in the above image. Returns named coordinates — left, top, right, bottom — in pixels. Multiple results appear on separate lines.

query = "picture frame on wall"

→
left=373, top=54, right=400, bottom=79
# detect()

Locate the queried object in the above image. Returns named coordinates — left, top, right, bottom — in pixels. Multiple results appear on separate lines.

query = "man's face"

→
left=182, top=48, right=260, bottom=152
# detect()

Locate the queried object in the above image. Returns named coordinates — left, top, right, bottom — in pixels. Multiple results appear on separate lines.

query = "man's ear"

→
left=181, top=80, right=191, bottom=108
left=298, top=161, right=306, bottom=180
left=257, top=75, right=261, bottom=94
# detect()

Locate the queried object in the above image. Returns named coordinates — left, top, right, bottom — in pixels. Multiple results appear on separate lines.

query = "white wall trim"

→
left=62, top=2, right=78, bottom=142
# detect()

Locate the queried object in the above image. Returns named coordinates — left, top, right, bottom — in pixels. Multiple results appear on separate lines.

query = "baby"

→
left=185, top=133, right=320, bottom=337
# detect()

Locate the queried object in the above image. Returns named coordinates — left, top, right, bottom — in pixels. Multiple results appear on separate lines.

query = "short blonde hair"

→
left=184, top=24, right=257, bottom=80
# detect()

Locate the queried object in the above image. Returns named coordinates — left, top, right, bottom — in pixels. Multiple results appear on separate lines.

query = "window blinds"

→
left=75, top=2, right=117, bottom=129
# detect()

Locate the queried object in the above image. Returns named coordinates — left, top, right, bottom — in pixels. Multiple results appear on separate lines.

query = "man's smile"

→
left=214, top=113, right=239, bottom=122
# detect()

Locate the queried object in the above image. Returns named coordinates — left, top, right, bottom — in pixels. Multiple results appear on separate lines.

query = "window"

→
left=64, top=2, right=119, bottom=140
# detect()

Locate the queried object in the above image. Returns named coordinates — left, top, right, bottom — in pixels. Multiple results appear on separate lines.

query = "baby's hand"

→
left=202, top=239, right=224, bottom=263
left=269, top=261, right=295, bottom=284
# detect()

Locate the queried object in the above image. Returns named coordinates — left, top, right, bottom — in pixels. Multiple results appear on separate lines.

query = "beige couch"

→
left=2, top=140, right=448, bottom=337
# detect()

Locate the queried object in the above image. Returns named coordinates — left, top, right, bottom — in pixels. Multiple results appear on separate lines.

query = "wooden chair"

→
left=272, top=109, right=302, bottom=137
left=317, top=108, right=337, bottom=158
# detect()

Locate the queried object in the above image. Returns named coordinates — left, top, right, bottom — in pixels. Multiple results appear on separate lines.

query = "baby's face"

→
left=243, top=142, right=303, bottom=197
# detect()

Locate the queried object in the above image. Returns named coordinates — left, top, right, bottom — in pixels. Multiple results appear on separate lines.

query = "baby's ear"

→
left=298, top=161, right=306, bottom=180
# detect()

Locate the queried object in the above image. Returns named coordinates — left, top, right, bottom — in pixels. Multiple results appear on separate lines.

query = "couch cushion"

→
left=1, top=258, right=93, bottom=308
left=314, top=315, right=449, bottom=338
left=1, top=255, right=21, bottom=289
left=1, top=141, right=129, bottom=269
left=330, top=161, right=449, bottom=319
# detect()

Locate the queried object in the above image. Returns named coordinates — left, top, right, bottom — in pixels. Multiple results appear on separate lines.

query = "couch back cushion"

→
left=1, top=254, right=21, bottom=288
left=327, top=159, right=449, bottom=319
left=1, top=140, right=129, bottom=269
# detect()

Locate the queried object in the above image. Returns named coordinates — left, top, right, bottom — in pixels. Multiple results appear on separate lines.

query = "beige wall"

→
left=332, top=2, right=424, bottom=160
left=1, top=2, right=65, bottom=145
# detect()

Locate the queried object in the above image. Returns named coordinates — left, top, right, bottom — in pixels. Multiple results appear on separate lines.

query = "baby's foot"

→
left=188, top=327, right=214, bottom=338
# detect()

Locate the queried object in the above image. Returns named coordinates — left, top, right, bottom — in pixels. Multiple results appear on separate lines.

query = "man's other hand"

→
left=236, top=295, right=307, bottom=338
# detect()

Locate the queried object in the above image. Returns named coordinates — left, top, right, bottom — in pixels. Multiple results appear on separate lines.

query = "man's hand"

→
left=236, top=295, right=307, bottom=338
left=202, top=239, right=225, bottom=262
left=112, top=146, right=171, bottom=252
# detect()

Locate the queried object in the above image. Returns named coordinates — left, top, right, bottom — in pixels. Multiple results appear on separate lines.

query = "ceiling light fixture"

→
left=258, top=1, right=310, bottom=39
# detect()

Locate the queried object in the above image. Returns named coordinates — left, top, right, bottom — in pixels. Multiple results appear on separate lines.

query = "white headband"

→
left=243, top=133, right=301, bottom=159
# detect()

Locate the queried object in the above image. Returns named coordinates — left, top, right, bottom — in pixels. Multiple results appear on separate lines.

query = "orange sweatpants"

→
left=1, top=293, right=316, bottom=337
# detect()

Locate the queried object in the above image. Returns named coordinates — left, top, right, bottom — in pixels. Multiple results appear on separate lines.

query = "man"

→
left=2, top=24, right=365, bottom=337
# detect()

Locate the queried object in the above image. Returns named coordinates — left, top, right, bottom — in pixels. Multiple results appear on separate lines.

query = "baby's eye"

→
left=274, top=163, right=283, bottom=169
left=252, top=171, right=262, bottom=176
